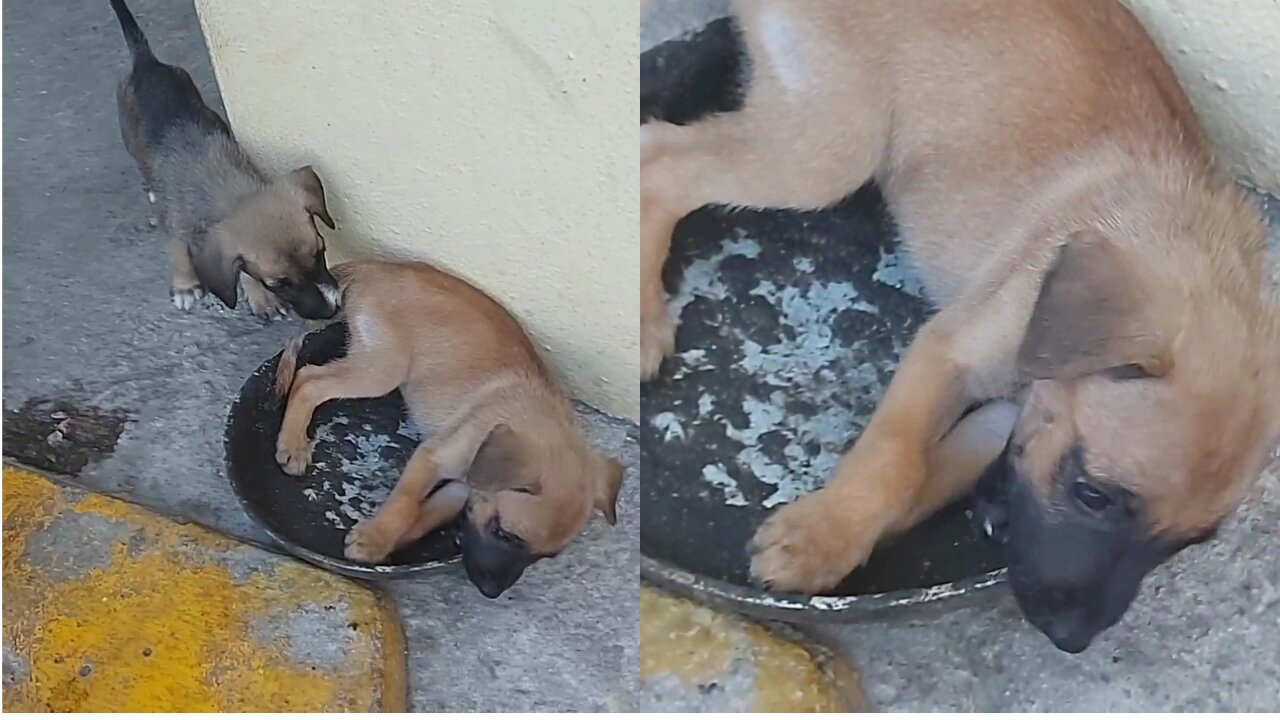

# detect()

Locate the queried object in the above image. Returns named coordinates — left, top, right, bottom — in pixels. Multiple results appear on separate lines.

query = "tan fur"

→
left=273, top=259, right=623, bottom=563
left=641, top=0, right=1280, bottom=592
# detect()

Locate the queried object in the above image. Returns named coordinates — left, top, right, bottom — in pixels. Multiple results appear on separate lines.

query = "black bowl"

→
left=225, top=322, right=460, bottom=578
left=639, top=18, right=1008, bottom=621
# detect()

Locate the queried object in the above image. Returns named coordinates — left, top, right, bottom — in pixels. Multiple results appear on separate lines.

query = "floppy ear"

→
left=285, top=165, right=335, bottom=229
left=1018, top=230, right=1173, bottom=381
left=592, top=455, right=624, bottom=525
left=190, top=229, right=244, bottom=309
left=467, top=424, right=542, bottom=494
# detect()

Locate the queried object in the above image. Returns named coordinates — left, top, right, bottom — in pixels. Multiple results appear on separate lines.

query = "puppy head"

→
left=1005, top=230, right=1279, bottom=653
left=459, top=424, right=623, bottom=598
left=194, top=166, right=340, bottom=319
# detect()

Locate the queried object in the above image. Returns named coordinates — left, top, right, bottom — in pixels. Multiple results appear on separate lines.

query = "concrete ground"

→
left=3, top=0, right=638, bottom=711
left=640, top=5, right=1280, bottom=714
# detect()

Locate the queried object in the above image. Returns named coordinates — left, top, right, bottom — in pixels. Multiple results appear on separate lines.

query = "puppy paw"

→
left=748, top=490, right=881, bottom=594
left=344, top=520, right=396, bottom=563
left=640, top=304, right=675, bottom=380
left=171, top=284, right=205, bottom=312
left=275, top=436, right=313, bottom=476
left=244, top=282, right=290, bottom=319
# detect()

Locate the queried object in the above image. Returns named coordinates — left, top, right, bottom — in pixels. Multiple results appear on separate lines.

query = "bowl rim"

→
left=223, top=348, right=461, bottom=580
left=640, top=554, right=1007, bottom=622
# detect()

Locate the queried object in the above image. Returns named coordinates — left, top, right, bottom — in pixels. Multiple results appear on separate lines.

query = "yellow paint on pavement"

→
left=639, top=588, right=865, bottom=712
left=2, top=465, right=406, bottom=712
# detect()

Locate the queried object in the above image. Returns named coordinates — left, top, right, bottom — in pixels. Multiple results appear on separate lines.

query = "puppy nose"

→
left=1043, top=618, right=1092, bottom=654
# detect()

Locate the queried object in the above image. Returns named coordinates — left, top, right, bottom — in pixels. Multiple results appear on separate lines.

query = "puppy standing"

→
left=642, top=0, right=1280, bottom=651
left=273, top=259, right=624, bottom=598
left=110, top=0, right=339, bottom=319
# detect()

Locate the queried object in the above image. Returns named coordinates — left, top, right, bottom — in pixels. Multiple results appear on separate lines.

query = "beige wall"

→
left=642, top=1, right=1280, bottom=194
left=1120, top=0, right=1280, bottom=194
left=195, top=1, right=639, bottom=420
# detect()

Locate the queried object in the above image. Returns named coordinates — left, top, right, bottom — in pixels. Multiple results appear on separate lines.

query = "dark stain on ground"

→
left=3, top=397, right=131, bottom=475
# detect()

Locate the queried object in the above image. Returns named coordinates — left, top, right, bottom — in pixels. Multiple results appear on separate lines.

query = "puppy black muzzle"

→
left=459, top=516, right=540, bottom=599
left=277, top=260, right=340, bottom=320
left=1000, top=450, right=1192, bottom=653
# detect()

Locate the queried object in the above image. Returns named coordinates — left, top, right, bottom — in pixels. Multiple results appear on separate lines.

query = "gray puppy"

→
left=110, top=0, right=339, bottom=319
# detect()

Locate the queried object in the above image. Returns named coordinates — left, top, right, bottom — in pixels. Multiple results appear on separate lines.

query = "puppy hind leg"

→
left=275, top=352, right=406, bottom=475
left=893, top=400, right=1020, bottom=534
left=392, top=481, right=470, bottom=552
left=641, top=106, right=885, bottom=378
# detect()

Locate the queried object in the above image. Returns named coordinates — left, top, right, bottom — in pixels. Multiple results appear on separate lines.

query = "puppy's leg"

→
left=392, top=481, right=470, bottom=552
left=276, top=354, right=406, bottom=475
left=242, top=273, right=288, bottom=319
left=345, top=435, right=477, bottom=563
left=169, top=238, right=204, bottom=311
left=750, top=294, right=1027, bottom=592
left=898, top=401, right=1019, bottom=532
left=641, top=89, right=887, bottom=377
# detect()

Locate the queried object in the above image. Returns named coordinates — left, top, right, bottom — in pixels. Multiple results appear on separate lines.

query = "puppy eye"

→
left=1072, top=479, right=1113, bottom=512
left=491, top=524, right=517, bottom=543
left=271, top=277, right=294, bottom=290
left=1107, top=363, right=1154, bottom=381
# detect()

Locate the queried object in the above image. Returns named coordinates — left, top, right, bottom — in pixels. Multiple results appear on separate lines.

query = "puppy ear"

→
left=592, top=455, right=624, bottom=526
left=191, top=229, right=244, bottom=309
left=1018, top=230, right=1174, bottom=381
left=467, top=424, right=542, bottom=494
left=286, top=165, right=336, bottom=230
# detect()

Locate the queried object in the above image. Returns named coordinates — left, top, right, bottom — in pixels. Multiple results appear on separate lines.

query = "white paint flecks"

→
left=650, top=411, right=687, bottom=442
left=697, top=393, right=716, bottom=417
left=669, top=234, right=762, bottom=318
left=872, top=248, right=927, bottom=299
left=701, top=464, right=749, bottom=507
left=719, top=275, right=897, bottom=508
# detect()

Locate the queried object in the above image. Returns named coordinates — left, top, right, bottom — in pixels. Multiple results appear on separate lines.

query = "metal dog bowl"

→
left=225, top=322, right=460, bottom=578
left=639, top=19, right=1008, bottom=621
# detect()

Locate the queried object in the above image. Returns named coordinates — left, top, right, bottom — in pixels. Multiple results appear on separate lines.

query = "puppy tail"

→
left=109, top=0, right=154, bottom=62
left=274, top=331, right=308, bottom=399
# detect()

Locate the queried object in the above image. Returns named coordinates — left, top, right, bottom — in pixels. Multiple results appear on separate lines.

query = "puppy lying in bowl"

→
left=641, top=0, right=1280, bottom=652
left=273, top=259, right=624, bottom=598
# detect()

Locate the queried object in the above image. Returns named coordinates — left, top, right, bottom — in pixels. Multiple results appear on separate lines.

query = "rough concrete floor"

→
left=2, top=0, right=638, bottom=711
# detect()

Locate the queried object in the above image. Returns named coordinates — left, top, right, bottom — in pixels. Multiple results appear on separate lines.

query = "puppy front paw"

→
left=640, top=302, right=675, bottom=380
left=748, top=490, right=882, bottom=594
left=344, top=519, right=396, bottom=563
left=171, top=284, right=205, bottom=312
left=275, top=435, right=313, bottom=476
left=244, top=280, right=289, bottom=319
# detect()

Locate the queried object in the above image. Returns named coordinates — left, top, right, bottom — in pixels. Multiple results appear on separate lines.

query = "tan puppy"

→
left=641, top=0, right=1280, bottom=651
left=274, top=259, right=623, bottom=598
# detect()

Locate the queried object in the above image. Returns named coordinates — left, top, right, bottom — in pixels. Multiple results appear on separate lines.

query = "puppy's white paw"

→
left=171, top=285, right=204, bottom=311
left=147, top=191, right=156, bottom=204
left=344, top=520, right=395, bottom=563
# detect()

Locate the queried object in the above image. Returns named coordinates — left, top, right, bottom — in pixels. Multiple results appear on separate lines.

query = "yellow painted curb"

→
left=639, top=588, right=866, bottom=712
left=1, top=465, right=407, bottom=712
